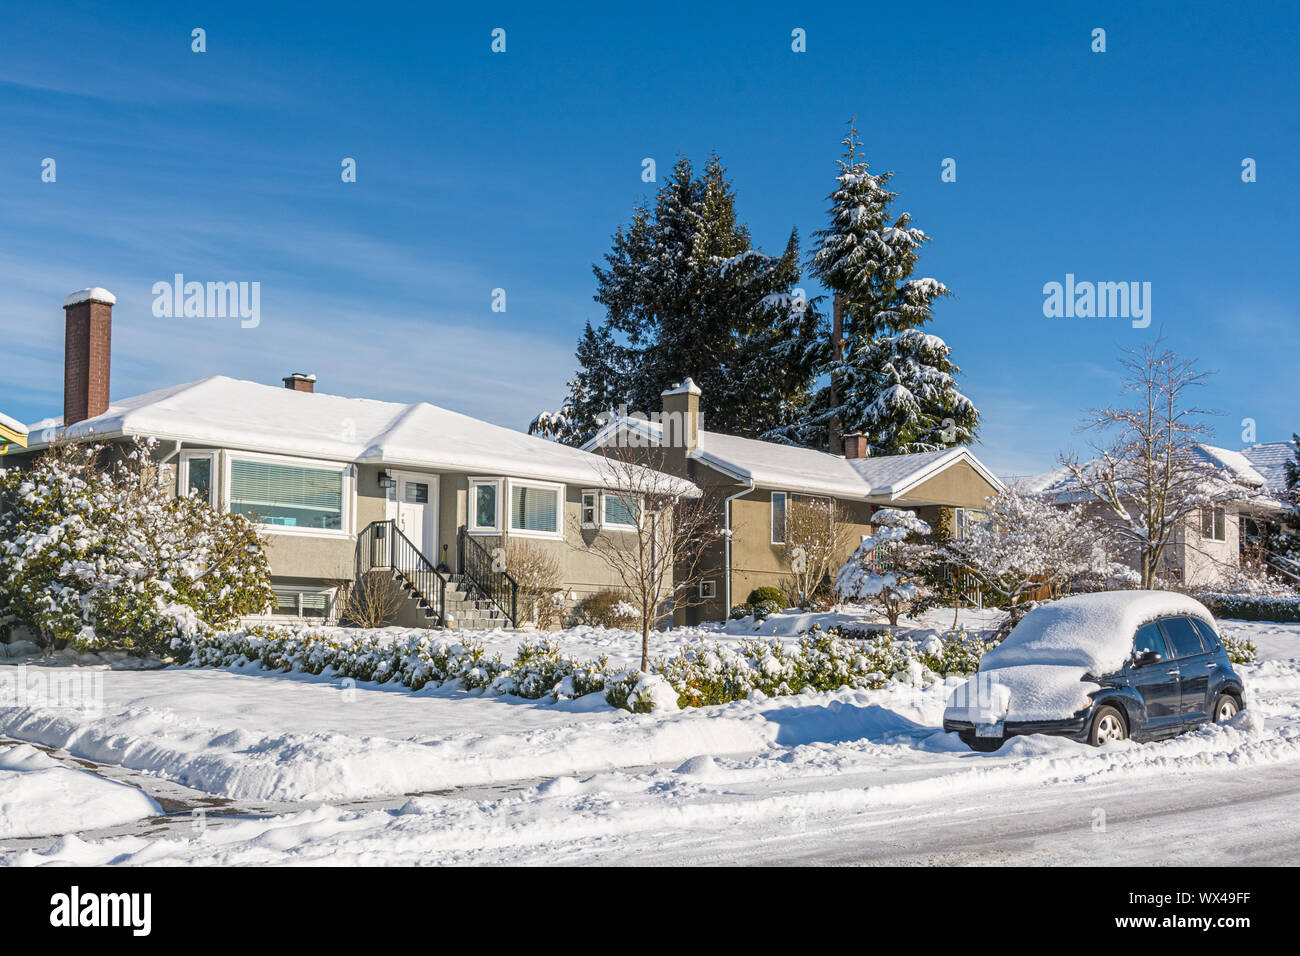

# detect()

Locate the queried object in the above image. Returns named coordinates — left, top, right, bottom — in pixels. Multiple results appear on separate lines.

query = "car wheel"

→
left=1089, top=705, right=1128, bottom=746
left=1213, top=693, right=1241, bottom=723
left=959, top=733, right=1003, bottom=753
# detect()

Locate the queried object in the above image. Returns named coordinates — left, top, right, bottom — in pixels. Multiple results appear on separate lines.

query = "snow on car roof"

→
left=979, top=590, right=1215, bottom=676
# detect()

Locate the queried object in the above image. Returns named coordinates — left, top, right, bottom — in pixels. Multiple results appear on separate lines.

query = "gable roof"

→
left=21, top=375, right=688, bottom=491
left=1241, top=441, right=1297, bottom=493
left=584, top=417, right=1003, bottom=501
left=1019, top=442, right=1269, bottom=504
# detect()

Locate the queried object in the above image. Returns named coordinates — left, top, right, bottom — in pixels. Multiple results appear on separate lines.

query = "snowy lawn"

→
left=2, top=617, right=1299, bottom=865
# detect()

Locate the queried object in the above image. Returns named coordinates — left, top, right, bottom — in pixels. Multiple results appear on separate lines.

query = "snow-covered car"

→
left=943, top=591, right=1245, bottom=752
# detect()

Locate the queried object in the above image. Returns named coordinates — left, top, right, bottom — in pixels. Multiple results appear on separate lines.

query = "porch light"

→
left=377, top=470, right=396, bottom=490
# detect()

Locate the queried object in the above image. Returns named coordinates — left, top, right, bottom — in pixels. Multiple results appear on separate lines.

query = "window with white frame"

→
left=510, top=480, right=561, bottom=537
left=581, top=491, right=598, bottom=527
left=271, top=586, right=333, bottom=619
left=771, top=492, right=787, bottom=545
left=180, top=451, right=216, bottom=506
left=1201, top=506, right=1227, bottom=541
left=602, top=492, right=638, bottom=530
left=228, top=456, right=346, bottom=532
left=699, top=579, right=717, bottom=599
left=469, top=478, right=502, bottom=533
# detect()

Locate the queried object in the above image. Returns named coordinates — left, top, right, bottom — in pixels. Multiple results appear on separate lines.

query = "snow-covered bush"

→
left=570, top=589, right=635, bottom=629
left=0, top=438, right=273, bottom=654
left=1218, top=632, right=1258, bottom=664
left=835, top=508, right=935, bottom=625
left=603, top=670, right=679, bottom=713
left=1197, top=594, right=1300, bottom=625
left=493, top=637, right=609, bottom=699
left=652, top=625, right=994, bottom=708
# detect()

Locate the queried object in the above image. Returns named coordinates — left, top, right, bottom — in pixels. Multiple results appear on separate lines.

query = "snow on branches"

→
left=0, top=437, right=274, bottom=654
left=835, top=507, right=934, bottom=625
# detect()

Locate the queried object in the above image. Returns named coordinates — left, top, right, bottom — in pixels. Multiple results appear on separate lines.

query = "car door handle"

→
left=1168, top=669, right=1180, bottom=676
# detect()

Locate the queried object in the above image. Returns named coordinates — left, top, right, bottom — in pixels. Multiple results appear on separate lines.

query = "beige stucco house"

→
left=584, top=379, right=1005, bottom=623
left=8, top=288, right=689, bottom=630
left=1021, top=444, right=1284, bottom=589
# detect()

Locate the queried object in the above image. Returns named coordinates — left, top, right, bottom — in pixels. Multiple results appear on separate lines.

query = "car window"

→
left=1159, top=617, right=1206, bottom=658
left=1133, top=622, right=1168, bottom=659
left=1190, top=618, right=1221, bottom=651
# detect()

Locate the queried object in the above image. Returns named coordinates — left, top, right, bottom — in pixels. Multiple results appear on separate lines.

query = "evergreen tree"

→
left=786, top=121, right=978, bottom=455
left=529, top=322, right=629, bottom=446
left=533, top=155, right=823, bottom=445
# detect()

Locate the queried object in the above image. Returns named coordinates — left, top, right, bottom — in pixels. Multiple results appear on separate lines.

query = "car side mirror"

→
left=1134, top=650, right=1163, bottom=668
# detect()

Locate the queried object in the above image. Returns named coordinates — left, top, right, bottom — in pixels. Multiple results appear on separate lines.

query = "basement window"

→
left=271, top=587, right=333, bottom=620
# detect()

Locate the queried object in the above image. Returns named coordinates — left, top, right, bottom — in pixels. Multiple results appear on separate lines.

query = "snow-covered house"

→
left=6, top=288, right=692, bottom=629
left=584, top=378, right=1004, bottom=622
left=1019, top=444, right=1282, bottom=589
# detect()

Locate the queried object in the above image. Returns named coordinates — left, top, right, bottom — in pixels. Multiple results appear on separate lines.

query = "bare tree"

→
left=575, top=446, right=723, bottom=672
left=781, top=495, right=850, bottom=607
left=504, top=539, right=566, bottom=629
left=335, top=570, right=404, bottom=628
left=1062, top=341, right=1255, bottom=588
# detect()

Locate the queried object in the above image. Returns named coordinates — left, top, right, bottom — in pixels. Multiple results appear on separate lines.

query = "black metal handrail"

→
left=355, top=520, right=448, bottom=624
left=457, top=527, right=519, bottom=627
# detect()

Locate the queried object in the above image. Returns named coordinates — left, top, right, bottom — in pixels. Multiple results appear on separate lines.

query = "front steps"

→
left=391, top=570, right=512, bottom=630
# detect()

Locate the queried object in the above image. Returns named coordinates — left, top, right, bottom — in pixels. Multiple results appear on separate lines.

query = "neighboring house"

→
left=1241, top=440, right=1297, bottom=496
left=584, top=378, right=1004, bottom=623
left=0, top=411, right=27, bottom=455
left=1019, top=444, right=1283, bottom=589
left=7, top=288, right=689, bottom=630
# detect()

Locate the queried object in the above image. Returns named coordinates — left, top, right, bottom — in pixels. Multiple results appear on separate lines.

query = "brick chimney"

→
left=63, top=287, right=116, bottom=426
left=283, top=373, right=316, bottom=393
left=843, top=432, right=869, bottom=459
left=660, top=378, right=701, bottom=452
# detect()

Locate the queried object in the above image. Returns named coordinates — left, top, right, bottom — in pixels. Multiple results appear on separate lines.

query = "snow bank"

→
left=0, top=744, right=159, bottom=838
left=980, top=591, right=1215, bottom=676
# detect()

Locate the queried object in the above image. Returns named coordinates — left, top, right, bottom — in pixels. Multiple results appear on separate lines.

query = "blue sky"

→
left=1, top=0, right=1295, bottom=476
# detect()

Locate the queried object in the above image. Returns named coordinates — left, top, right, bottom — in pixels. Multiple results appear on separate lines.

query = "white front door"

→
left=386, top=471, right=438, bottom=564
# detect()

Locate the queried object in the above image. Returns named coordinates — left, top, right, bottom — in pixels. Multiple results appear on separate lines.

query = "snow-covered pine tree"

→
left=529, top=322, right=629, bottom=446
left=793, top=120, right=979, bottom=455
left=534, top=155, right=823, bottom=445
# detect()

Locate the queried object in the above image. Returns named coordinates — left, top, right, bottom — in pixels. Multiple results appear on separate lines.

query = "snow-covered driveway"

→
left=1, top=618, right=1298, bottom=865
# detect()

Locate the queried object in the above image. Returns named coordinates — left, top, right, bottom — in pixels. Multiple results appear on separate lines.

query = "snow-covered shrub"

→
left=746, top=586, right=788, bottom=610
left=571, top=589, right=635, bottom=629
left=835, top=508, right=935, bottom=626
left=1197, top=593, right=1300, bottom=624
left=1218, top=632, right=1258, bottom=664
left=493, top=637, right=610, bottom=699
left=603, top=670, right=679, bottom=713
left=0, top=438, right=273, bottom=654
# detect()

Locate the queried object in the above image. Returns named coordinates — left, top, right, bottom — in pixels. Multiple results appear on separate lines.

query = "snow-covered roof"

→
left=63, top=287, right=116, bottom=307
left=585, top=416, right=1002, bottom=501
left=1020, top=443, right=1268, bottom=504
left=0, top=410, right=28, bottom=438
left=1241, top=441, right=1296, bottom=493
left=21, top=375, right=691, bottom=491
left=980, top=590, right=1216, bottom=677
